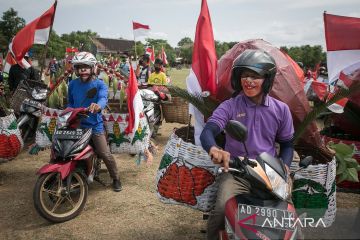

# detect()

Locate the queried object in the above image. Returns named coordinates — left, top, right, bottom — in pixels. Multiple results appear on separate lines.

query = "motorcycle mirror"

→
left=86, top=88, right=97, bottom=98
left=299, top=156, right=313, bottom=168
left=225, top=120, right=248, bottom=142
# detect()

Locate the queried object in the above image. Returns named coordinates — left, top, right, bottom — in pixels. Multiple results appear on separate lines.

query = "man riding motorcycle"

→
left=69, top=51, right=122, bottom=192
left=200, top=49, right=294, bottom=240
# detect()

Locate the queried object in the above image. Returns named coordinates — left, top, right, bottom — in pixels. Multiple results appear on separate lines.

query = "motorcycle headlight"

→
left=265, top=163, right=289, bottom=201
left=57, top=112, right=72, bottom=128
left=32, top=89, right=48, bottom=100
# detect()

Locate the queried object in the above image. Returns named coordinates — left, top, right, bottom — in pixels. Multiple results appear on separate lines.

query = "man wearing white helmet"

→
left=68, top=51, right=122, bottom=192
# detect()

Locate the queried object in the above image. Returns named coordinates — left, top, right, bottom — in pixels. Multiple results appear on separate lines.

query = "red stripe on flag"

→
left=11, top=2, right=56, bottom=62
left=324, top=13, right=360, bottom=51
left=132, top=21, right=150, bottom=30
left=125, top=64, right=138, bottom=134
left=311, top=81, right=328, bottom=101
left=192, top=0, right=217, bottom=96
left=339, top=71, right=353, bottom=87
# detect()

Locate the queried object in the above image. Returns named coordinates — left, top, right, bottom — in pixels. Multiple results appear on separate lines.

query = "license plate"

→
left=24, top=99, right=41, bottom=108
left=237, top=204, right=296, bottom=231
left=54, top=129, right=84, bottom=140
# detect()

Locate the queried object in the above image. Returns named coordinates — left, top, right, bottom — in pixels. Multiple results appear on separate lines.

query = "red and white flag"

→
left=3, top=52, right=17, bottom=74
left=161, top=46, right=168, bottom=65
left=133, top=21, right=150, bottom=39
left=145, top=46, right=155, bottom=63
left=7, top=1, right=56, bottom=70
left=125, top=63, right=144, bottom=140
left=324, top=13, right=360, bottom=84
left=186, top=0, right=217, bottom=145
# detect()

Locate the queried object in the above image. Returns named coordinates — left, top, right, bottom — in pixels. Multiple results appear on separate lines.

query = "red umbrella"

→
left=216, top=39, right=322, bottom=147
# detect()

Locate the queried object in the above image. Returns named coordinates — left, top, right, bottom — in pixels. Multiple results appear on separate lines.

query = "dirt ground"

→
left=1, top=121, right=360, bottom=240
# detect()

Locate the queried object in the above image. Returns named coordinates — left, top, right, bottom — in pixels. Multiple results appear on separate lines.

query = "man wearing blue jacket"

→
left=68, top=52, right=121, bottom=192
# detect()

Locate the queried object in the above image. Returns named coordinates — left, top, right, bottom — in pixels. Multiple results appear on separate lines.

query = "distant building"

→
left=90, top=37, right=135, bottom=56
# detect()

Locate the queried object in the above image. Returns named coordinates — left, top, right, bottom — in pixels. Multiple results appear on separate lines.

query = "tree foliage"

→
left=0, top=7, right=329, bottom=67
left=177, top=37, right=193, bottom=65
left=280, top=45, right=326, bottom=69
left=0, top=8, right=25, bottom=55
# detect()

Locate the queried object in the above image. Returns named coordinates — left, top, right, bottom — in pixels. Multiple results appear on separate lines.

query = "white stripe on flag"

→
left=128, top=91, right=144, bottom=141
left=186, top=68, right=205, bottom=146
left=327, top=49, right=360, bottom=84
left=133, top=28, right=150, bottom=38
left=34, top=27, right=51, bottom=44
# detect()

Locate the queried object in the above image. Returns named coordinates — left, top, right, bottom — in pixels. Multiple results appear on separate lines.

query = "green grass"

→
left=167, top=68, right=190, bottom=89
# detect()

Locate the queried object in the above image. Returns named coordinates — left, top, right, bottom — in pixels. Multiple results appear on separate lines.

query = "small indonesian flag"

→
left=3, top=52, right=17, bottom=74
left=161, top=46, right=168, bottom=65
left=125, top=63, right=144, bottom=141
left=145, top=46, right=155, bottom=63
left=324, top=13, right=360, bottom=84
left=133, top=21, right=150, bottom=38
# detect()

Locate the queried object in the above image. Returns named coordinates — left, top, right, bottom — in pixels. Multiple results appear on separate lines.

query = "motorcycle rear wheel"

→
left=33, top=172, right=88, bottom=223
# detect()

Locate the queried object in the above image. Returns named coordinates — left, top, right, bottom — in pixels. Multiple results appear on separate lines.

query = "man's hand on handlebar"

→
left=209, top=146, right=230, bottom=172
left=88, top=103, right=101, bottom=113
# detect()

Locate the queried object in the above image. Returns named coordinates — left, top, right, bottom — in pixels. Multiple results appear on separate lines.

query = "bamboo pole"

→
left=40, top=0, right=58, bottom=82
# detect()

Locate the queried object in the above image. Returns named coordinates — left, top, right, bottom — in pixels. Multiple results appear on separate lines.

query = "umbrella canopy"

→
left=216, top=39, right=322, bottom=147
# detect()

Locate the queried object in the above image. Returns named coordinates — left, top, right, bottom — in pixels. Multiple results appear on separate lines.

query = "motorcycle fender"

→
left=37, top=161, right=76, bottom=180
left=73, top=145, right=94, bottom=161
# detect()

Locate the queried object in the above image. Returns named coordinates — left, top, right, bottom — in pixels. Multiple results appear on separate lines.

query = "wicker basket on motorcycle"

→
left=103, top=112, right=150, bottom=155
left=10, top=79, right=48, bottom=115
left=33, top=107, right=63, bottom=150
left=162, top=97, right=189, bottom=124
left=156, top=126, right=219, bottom=212
left=291, top=152, right=336, bottom=227
left=0, top=112, right=23, bottom=163
left=322, top=135, right=360, bottom=190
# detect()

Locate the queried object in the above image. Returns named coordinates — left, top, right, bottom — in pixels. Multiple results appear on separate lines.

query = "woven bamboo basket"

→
left=156, top=126, right=219, bottom=212
left=103, top=112, right=150, bottom=154
left=291, top=156, right=336, bottom=227
left=10, top=79, right=48, bottom=115
left=162, top=97, right=189, bottom=124
left=0, top=113, right=23, bottom=163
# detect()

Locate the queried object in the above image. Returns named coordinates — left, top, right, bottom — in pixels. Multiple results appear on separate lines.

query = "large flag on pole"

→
left=133, top=21, right=150, bottom=38
left=125, top=63, right=144, bottom=141
left=324, top=12, right=360, bottom=84
left=186, top=0, right=217, bottom=145
left=7, top=1, right=56, bottom=70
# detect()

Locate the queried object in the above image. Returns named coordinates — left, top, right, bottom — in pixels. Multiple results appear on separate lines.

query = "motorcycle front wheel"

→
left=33, top=172, right=88, bottom=223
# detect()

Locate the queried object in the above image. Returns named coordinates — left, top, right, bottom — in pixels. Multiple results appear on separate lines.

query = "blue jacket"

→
left=68, top=78, right=108, bottom=133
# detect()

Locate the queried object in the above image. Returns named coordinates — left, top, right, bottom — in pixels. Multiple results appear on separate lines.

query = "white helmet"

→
left=72, top=52, right=97, bottom=68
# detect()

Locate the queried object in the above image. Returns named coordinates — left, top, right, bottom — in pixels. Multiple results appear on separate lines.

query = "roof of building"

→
left=91, top=37, right=134, bottom=54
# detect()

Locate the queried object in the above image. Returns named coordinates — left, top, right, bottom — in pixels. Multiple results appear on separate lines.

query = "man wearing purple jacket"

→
left=200, top=49, right=294, bottom=240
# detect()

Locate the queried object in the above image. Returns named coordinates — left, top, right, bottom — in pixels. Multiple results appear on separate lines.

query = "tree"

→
left=177, top=37, right=193, bottom=65
left=61, top=30, right=98, bottom=53
left=144, top=38, right=176, bottom=65
left=0, top=8, right=25, bottom=54
left=32, top=30, right=69, bottom=65
left=281, top=45, right=326, bottom=69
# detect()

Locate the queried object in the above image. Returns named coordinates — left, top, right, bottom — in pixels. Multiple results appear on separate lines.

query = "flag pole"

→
left=40, top=0, right=58, bottom=81
left=134, top=37, right=137, bottom=61
left=133, top=21, right=138, bottom=60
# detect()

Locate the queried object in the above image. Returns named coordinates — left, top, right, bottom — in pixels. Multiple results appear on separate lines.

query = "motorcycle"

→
left=16, top=79, right=48, bottom=142
left=139, top=84, right=169, bottom=138
left=218, top=120, right=312, bottom=240
left=33, top=88, right=104, bottom=223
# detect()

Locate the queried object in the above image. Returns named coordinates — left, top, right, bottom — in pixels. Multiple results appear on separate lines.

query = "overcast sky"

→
left=1, top=0, right=359, bottom=49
